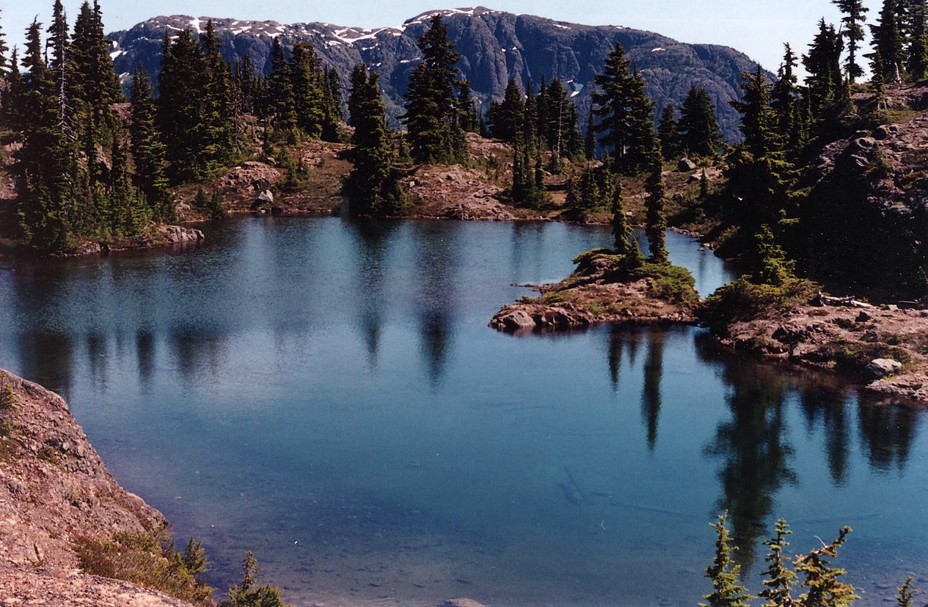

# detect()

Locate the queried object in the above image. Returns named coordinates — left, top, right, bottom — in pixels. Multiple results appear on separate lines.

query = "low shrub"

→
left=75, top=528, right=212, bottom=605
left=698, top=277, right=820, bottom=332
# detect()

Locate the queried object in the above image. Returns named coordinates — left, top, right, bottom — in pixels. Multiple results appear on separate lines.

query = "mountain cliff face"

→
left=108, top=7, right=759, bottom=140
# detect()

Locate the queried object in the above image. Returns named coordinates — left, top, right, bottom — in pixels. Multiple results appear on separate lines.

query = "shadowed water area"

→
left=1, top=217, right=926, bottom=606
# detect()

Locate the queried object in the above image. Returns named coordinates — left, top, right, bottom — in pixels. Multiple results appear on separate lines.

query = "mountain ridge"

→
left=107, top=7, right=761, bottom=139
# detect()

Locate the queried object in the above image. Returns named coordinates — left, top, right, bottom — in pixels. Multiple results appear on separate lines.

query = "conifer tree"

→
left=593, top=42, right=655, bottom=174
left=833, top=0, right=870, bottom=83
left=72, top=0, right=123, bottom=125
left=16, top=19, right=79, bottom=252
left=795, top=526, right=858, bottom=607
left=0, top=9, right=8, bottom=73
left=804, top=20, right=844, bottom=121
left=344, top=64, right=407, bottom=216
left=760, top=519, right=797, bottom=607
left=644, top=141, right=668, bottom=264
left=2, top=47, right=22, bottom=131
left=321, top=66, right=343, bottom=141
left=771, top=44, right=802, bottom=153
left=489, top=78, right=524, bottom=143
left=679, top=86, right=722, bottom=158
left=267, top=37, right=297, bottom=140
left=583, top=105, right=596, bottom=160
left=870, top=0, right=904, bottom=82
left=540, top=78, right=582, bottom=163
left=657, top=103, right=681, bottom=160
left=610, top=178, right=632, bottom=255
left=130, top=69, right=172, bottom=221
left=907, top=1, right=928, bottom=79
left=403, top=14, right=468, bottom=164
left=290, top=41, right=325, bottom=139
left=700, top=513, right=753, bottom=607
left=726, top=65, right=795, bottom=230
left=456, top=79, right=478, bottom=133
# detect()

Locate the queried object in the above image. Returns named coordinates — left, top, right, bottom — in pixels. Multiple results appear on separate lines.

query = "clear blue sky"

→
left=5, top=0, right=882, bottom=74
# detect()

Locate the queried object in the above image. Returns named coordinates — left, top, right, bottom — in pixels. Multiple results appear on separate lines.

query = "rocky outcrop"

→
left=108, top=8, right=761, bottom=140
left=491, top=252, right=699, bottom=332
left=0, top=370, right=197, bottom=606
left=711, top=294, right=928, bottom=404
left=806, top=100, right=928, bottom=297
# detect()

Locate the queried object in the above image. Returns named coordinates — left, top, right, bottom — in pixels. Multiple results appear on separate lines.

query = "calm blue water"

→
left=0, top=218, right=926, bottom=606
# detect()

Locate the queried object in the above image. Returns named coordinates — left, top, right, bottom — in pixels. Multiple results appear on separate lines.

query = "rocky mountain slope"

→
left=0, top=369, right=199, bottom=606
left=107, top=7, right=760, bottom=139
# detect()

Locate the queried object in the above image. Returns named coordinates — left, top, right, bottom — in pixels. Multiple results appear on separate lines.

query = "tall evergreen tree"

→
left=870, top=0, right=904, bottom=82
left=657, top=103, right=681, bottom=160
left=644, top=141, right=668, bottom=264
left=593, top=42, right=655, bottom=174
left=700, top=513, right=754, bottom=607
left=71, top=1, right=123, bottom=126
left=344, top=64, right=407, bottom=216
left=726, top=65, right=795, bottom=230
left=16, top=19, right=79, bottom=252
left=489, top=78, right=524, bottom=143
left=771, top=44, right=803, bottom=153
left=760, top=520, right=797, bottom=607
left=130, top=69, right=172, bottom=221
left=679, top=86, right=722, bottom=158
left=610, top=178, right=633, bottom=256
left=833, top=0, right=870, bottom=83
left=403, top=14, right=467, bottom=164
left=0, top=9, right=9, bottom=73
left=290, top=41, right=325, bottom=139
left=907, top=0, right=928, bottom=79
left=804, top=19, right=844, bottom=121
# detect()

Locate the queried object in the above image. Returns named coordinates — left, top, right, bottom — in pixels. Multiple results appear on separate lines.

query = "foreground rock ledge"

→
left=0, top=369, right=193, bottom=607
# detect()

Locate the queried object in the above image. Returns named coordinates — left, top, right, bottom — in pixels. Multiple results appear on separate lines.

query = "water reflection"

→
left=641, top=330, right=665, bottom=451
left=136, top=330, right=156, bottom=390
left=697, top=338, right=796, bottom=569
left=858, top=403, right=917, bottom=473
left=798, top=385, right=852, bottom=485
left=412, top=222, right=458, bottom=385
left=349, top=219, right=398, bottom=368
left=169, top=327, right=229, bottom=383
left=16, top=331, right=74, bottom=399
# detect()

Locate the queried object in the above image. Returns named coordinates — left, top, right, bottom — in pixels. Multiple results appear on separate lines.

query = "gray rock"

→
left=257, top=190, right=274, bottom=204
left=677, top=157, right=697, bottom=172
left=856, top=310, right=873, bottom=322
left=867, top=358, right=903, bottom=379
left=495, top=310, right=536, bottom=332
left=874, top=124, right=899, bottom=140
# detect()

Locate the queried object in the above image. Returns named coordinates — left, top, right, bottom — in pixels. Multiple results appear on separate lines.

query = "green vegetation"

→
left=75, top=528, right=212, bottom=604
left=221, top=551, right=291, bottom=607
left=343, top=64, right=408, bottom=217
left=702, top=516, right=861, bottom=607
left=0, top=383, right=16, bottom=460
left=699, top=277, right=820, bottom=331
left=403, top=14, right=470, bottom=165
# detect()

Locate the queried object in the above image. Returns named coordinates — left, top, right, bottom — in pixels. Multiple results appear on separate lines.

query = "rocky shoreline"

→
left=0, top=369, right=193, bottom=606
left=492, top=268, right=928, bottom=406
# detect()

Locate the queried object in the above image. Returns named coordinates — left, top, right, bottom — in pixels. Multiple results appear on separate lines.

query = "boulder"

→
left=867, top=358, right=903, bottom=379
left=677, top=157, right=697, bottom=172
left=492, top=309, right=537, bottom=332
left=257, top=190, right=274, bottom=204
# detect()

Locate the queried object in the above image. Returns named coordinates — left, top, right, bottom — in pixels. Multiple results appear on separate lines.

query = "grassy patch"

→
left=815, top=340, right=911, bottom=373
left=0, top=383, right=16, bottom=461
left=698, top=276, right=820, bottom=332
left=75, top=528, right=212, bottom=605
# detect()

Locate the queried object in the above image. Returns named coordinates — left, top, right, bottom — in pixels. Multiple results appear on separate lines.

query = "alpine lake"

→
left=1, top=217, right=926, bottom=606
